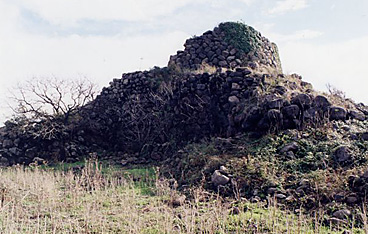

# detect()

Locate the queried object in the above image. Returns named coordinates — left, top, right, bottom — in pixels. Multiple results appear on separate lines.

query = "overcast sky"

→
left=0, top=0, right=368, bottom=123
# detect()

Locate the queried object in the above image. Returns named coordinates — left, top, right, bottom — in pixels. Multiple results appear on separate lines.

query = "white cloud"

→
left=13, top=0, right=200, bottom=26
left=279, top=36, right=368, bottom=104
left=268, top=0, right=308, bottom=15
left=269, top=29, right=323, bottom=42
left=238, top=0, right=254, bottom=5
left=254, top=23, right=323, bottom=42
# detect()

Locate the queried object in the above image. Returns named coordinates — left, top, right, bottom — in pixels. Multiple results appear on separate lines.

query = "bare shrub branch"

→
left=9, top=77, right=98, bottom=140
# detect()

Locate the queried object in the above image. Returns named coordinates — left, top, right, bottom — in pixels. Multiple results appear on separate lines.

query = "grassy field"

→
left=0, top=159, right=364, bottom=233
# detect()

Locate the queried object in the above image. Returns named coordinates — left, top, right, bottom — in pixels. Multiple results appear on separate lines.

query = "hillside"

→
left=1, top=21, right=368, bottom=230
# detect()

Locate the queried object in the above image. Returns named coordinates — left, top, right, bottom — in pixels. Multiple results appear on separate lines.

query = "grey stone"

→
left=329, top=106, right=347, bottom=121
left=32, top=157, right=45, bottom=164
left=282, top=105, right=300, bottom=119
left=230, top=48, right=237, bottom=55
left=274, top=85, right=287, bottom=95
left=349, top=110, right=365, bottom=121
left=14, top=138, right=20, bottom=147
left=280, top=142, right=299, bottom=153
left=291, top=93, right=312, bottom=110
left=267, top=187, right=278, bottom=194
left=0, top=157, right=9, bottom=167
left=25, top=148, right=36, bottom=159
left=121, top=159, right=128, bottom=166
left=333, top=146, right=351, bottom=164
left=231, top=83, right=241, bottom=90
left=229, top=61, right=237, bottom=68
left=219, top=165, right=229, bottom=174
left=332, top=209, right=351, bottom=220
left=333, top=194, right=345, bottom=202
left=313, top=95, right=331, bottom=110
left=346, top=196, right=358, bottom=204
left=227, top=56, right=236, bottom=62
left=275, top=194, right=286, bottom=199
left=218, top=60, right=228, bottom=67
left=9, top=147, right=21, bottom=156
left=228, top=96, right=240, bottom=104
left=2, top=139, right=13, bottom=148
left=222, top=50, right=230, bottom=57
left=211, top=170, right=230, bottom=186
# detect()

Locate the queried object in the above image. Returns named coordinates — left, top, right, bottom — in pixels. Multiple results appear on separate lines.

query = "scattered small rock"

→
left=280, top=142, right=299, bottom=154
left=32, top=157, right=46, bottom=165
left=332, top=209, right=351, bottom=220
left=228, top=96, right=240, bottom=104
left=275, top=194, right=286, bottom=199
left=211, top=170, right=230, bottom=186
left=346, top=195, right=358, bottom=204
left=219, top=165, right=229, bottom=175
left=267, top=187, right=278, bottom=195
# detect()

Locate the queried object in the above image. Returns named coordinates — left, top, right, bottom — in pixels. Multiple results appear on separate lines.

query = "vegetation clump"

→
left=219, top=22, right=262, bottom=55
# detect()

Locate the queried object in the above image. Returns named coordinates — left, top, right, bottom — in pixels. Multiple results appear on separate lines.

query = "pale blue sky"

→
left=1, top=0, right=368, bottom=123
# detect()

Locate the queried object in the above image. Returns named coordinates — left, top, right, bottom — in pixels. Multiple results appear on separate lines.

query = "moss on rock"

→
left=219, top=22, right=262, bottom=55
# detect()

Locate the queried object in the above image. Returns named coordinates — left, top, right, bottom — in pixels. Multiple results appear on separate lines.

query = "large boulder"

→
left=282, top=105, right=300, bottom=119
left=348, top=110, right=365, bottom=121
left=291, top=93, right=312, bottom=110
left=329, top=106, right=347, bottom=121
left=313, top=95, right=331, bottom=110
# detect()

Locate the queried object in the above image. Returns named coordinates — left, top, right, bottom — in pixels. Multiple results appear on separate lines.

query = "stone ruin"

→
left=0, top=22, right=367, bottom=166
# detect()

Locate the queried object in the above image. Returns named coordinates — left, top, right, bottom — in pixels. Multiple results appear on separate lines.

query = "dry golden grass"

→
left=0, top=159, right=363, bottom=233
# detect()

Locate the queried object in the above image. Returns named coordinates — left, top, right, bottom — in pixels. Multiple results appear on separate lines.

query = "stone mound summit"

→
left=0, top=21, right=367, bottom=166
left=168, top=22, right=282, bottom=72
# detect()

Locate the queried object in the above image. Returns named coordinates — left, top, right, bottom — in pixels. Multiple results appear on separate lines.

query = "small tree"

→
left=10, top=77, right=97, bottom=140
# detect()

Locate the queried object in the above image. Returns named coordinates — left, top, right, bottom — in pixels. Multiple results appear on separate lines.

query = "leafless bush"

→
left=326, top=83, right=346, bottom=100
left=9, top=77, right=97, bottom=140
